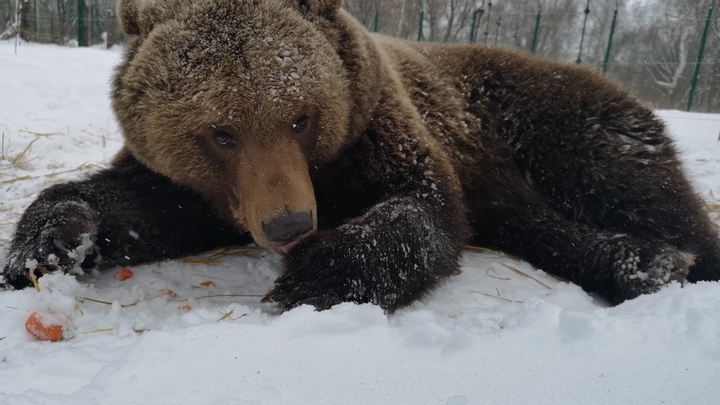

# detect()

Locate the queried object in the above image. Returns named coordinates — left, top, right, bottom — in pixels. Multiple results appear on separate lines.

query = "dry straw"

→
left=181, top=245, right=267, bottom=265
left=707, top=189, right=720, bottom=219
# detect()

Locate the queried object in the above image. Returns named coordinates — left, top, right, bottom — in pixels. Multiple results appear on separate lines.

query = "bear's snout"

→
left=262, top=211, right=314, bottom=244
left=233, top=137, right=318, bottom=250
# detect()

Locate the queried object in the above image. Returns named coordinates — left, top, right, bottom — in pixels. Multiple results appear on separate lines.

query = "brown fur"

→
left=111, top=0, right=464, bottom=250
left=3, top=0, right=719, bottom=310
left=109, top=0, right=720, bottom=305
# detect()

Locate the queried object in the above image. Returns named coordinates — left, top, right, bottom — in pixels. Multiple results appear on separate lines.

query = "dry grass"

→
left=217, top=310, right=248, bottom=322
left=486, top=267, right=511, bottom=281
left=217, top=310, right=235, bottom=322
left=463, top=245, right=499, bottom=253
left=18, top=130, right=64, bottom=137
left=482, top=293, right=519, bottom=303
left=1, top=163, right=97, bottom=185
left=28, top=267, right=40, bottom=292
left=81, top=328, right=115, bottom=335
left=192, top=293, right=264, bottom=300
left=77, top=297, right=138, bottom=308
left=706, top=189, right=720, bottom=218
left=499, top=263, right=553, bottom=290
left=0, top=131, right=101, bottom=186
left=465, top=245, right=560, bottom=303
left=465, top=244, right=562, bottom=284
left=181, top=245, right=268, bottom=265
left=4, top=138, right=38, bottom=171
left=192, top=273, right=225, bottom=280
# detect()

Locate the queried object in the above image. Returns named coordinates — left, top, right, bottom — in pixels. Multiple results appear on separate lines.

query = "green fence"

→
left=2, top=0, right=719, bottom=113
left=345, top=0, right=720, bottom=113
left=1, top=0, right=123, bottom=49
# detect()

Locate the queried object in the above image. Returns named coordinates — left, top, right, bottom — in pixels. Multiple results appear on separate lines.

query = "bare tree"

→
left=1, top=0, right=21, bottom=40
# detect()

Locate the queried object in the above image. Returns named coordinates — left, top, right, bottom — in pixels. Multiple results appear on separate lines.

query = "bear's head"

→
left=112, top=0, right=381, bottom=250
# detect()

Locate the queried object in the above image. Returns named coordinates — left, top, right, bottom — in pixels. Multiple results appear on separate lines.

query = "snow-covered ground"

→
left=1, top=43, right=720, bottom=405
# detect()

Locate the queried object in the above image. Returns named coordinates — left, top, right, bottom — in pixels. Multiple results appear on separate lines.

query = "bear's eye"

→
left=292, top=115, right=310, bottom=134
left=213, top=131, right=237, bottom=148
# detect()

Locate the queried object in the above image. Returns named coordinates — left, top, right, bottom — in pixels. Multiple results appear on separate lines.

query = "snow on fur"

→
left=1, top=43, right=720, bottom=405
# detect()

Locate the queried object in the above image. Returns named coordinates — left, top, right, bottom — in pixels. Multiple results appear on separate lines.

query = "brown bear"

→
left=2, top=0, right=720, bottom=311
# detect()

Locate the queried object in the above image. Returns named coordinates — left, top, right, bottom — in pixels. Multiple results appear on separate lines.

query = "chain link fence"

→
left=2, top=0, right=719, bottom=113
left=1, top=0, right=122, bottom=48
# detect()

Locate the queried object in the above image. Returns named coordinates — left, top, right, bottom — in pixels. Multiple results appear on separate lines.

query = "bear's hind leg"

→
left=514, top=112, right=720, bottom=284
left=580, top=147, right=720, bottom=284
left=474, top=201, right=693, bottom=304
left=595, top=177, right=720, bottom=284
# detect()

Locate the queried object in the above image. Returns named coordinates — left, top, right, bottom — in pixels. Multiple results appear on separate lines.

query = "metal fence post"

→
left=483, top=1, right=493, bottom=44
left=78, top=0, right=86, bottom=47
left=687, top=0, right=715, bottom=111
left=372, top=0, right=379, bottom=32
left=469, top=9, right=481, bottom=44
left=602, top=0, right=618, bottom=73
left=576, top=0, right=591, bottom=64
left=531, top=1, right=541, bottom=54
left=417, top=8, right=424, bottom=41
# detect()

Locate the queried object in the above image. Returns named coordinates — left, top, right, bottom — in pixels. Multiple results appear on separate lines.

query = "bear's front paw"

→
left=262, top=271, right=347, bottom=311
left=262, top=231, right=366, bottom=311
left=2, top=201, right=100, bottom=290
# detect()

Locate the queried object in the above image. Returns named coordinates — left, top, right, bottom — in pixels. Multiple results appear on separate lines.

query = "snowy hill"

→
left=1, top=43, right=720, bottom=405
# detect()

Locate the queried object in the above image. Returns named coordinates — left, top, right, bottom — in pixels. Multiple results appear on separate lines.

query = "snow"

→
left=2, top=43, right=720, bottom=405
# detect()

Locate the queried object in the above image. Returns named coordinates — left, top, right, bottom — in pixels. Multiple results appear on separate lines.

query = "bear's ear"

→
left=117, top=0, right=178, bottom=36
left=296, top=0, right=342, bottom=18
left=117, top=0, right=142, bottom=36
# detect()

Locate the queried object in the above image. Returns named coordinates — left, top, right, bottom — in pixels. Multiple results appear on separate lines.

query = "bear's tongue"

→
left=277, top=240, right=301, bottom=256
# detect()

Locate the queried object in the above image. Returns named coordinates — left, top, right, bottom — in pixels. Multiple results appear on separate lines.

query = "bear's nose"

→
left=262, top=212, right=314, bottom=244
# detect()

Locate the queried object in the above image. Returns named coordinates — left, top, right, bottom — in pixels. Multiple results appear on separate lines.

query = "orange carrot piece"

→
left=25, top=311, right=64, bottom=342
left=159, top=289, right=177, bottom=299
left=114, top=268, right=134, bottom=281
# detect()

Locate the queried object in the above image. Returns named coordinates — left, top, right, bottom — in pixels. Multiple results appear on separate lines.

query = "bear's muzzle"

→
left=262, top=211, right=314, bottom=244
